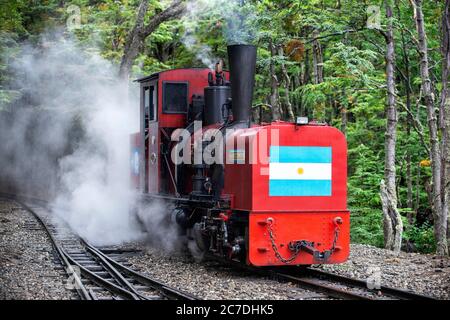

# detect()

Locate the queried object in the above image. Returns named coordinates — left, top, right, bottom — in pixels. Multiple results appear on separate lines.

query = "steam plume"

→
left=182, top=0, right=259, bottom=68
left=0, top=33, right=144, bottom=245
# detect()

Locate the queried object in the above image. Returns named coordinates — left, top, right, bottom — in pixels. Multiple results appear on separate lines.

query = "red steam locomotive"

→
left=130, top=45, right=349, bottom=266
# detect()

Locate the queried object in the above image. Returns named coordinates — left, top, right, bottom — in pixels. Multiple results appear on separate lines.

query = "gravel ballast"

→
left=125, top=242, right=449, bottom=300
left=0, top=199, right=76, bottom=300
left=1, top=198, right=448, bottom=300
left=314, top=244, right=450, bottom=299
left=125, top=247, right=324, bottom=300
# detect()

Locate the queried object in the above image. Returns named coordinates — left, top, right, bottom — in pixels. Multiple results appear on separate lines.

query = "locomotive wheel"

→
left=187, top=239, right=206, bottom=263
left=187, top=223, right=208, bottom=263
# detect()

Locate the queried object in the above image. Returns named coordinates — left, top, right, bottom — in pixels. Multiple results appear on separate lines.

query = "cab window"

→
left=163, top=82, right=188, bottom=114
left=144, top=85, right=156, bottom=123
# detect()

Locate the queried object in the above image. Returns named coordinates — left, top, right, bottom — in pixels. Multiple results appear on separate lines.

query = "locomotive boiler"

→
left=130, top=44, right=350, bottom=266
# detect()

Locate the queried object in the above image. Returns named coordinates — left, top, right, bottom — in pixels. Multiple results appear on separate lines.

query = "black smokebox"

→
left=227, top=44, right=257, bottom=123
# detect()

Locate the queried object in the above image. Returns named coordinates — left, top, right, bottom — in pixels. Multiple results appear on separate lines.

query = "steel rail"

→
left=303, top=267, right=437, bottom=300
left=82, top=242, right=145, bottom=299
left=1, top=194, right=199, bottom=301
left=61, top=247, right=141, bottom=300
left=204, top=254, right=369, bottom=299
left=14, top=200, right=92, bottom=300
left=268, top=270, right=373, bottom=300
left=205, top=254, right=437, bottom=300
left=16, top=198, right=139, bottom=300
left=83, top=240, right=198, bottom=301
left=2, top=193, right=437, bottom=301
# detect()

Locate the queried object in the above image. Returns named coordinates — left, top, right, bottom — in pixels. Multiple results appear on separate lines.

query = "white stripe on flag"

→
left=269, top=163, right=332, bottom=180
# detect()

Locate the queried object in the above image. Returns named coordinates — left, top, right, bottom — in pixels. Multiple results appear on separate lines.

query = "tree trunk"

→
left=441, top=0, right=450, bottom=254
left=443, top=96, right=450, bottom=253
left=340, top=88, right=348, bottom=135
left=119, top=0, right=149, bottom=79
left=395, top=0, right=415, bottom=222
left=312, top=30, right=324, bottom=84
left=119, top=0, right=185, bottom=79
left=381, top=180, right=395, bottom=250
left=340, top=106, right=347, bottom=135
left=269, top=40, right=281, bottom=120
left=412, top=0, right=448, bottom=255
left=381, top=0, right=402, bottom=253
left=303, top=48, right=311, bottom=85
left=278, top=47, right=295, bottom=122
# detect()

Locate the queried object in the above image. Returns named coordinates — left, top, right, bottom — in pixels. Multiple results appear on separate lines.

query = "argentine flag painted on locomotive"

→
left=269, top=146, right=332, bottom=196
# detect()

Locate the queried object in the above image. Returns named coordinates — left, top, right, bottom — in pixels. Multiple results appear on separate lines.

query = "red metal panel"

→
left=223, top=129, right=253, bottom=210
left=248, top=211, right=350, bottom=266
left=251, top=123, right=347, bottom=212
left=222, top=122, right=349, bottom=266
left=157, top=69, right=229, bottom=128
left=223, top=122, right=347, bottom=212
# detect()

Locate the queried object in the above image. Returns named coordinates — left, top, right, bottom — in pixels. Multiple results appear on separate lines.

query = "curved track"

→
left=3, top=194, right=198, bottom=301
left=1, top=193, right=438, bottom=300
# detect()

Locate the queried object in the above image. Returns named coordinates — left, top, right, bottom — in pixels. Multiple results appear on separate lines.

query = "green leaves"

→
left=0, top=0, right=446, bottom=253
left=350, top=208, right=384, bottom=247
left=403, top=222, right=436, bottom=253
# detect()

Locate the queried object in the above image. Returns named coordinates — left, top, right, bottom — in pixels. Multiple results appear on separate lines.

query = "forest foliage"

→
left=1, top=0, right=449, bottom=254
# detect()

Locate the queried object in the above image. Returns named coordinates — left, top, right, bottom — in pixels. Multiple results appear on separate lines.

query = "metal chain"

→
left=267, top=222, right=301, bottom=264
left=330, top=226, right=340, bottom=253
left=267, top=221, right=341, bottom=264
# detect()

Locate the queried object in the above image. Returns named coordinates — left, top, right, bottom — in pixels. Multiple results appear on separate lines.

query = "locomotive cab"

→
left=132, top=68, right=229, bottom=196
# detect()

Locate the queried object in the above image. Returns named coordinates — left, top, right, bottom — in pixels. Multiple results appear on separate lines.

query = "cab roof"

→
left=134, top=67, right=212, bottom=83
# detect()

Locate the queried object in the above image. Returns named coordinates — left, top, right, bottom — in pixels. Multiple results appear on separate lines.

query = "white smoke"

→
left=46, top=38, right=143, bottom=246
left=1, top=33, right=145, bottom=246
left=0, top=0, right=260, bottom=248
left=136, top=200, right=182, bottom=252
left=182, top=28, right=217, bottom=69
left=182, top=0, right=258, bottom=69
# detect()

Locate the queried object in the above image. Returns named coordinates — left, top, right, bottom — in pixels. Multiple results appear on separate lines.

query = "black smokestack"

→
left=227, top=44, right=257, bottom=123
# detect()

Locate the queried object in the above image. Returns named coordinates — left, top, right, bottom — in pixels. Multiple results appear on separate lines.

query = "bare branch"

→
left=397, top=99, right=431, bottom=155
left=119, top=0, right=186, bottom=78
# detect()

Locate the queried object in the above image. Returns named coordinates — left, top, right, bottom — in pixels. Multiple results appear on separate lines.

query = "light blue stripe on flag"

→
left=270, top=146, right=332, bottom=163
left=269, top=180, right=331, bottom=196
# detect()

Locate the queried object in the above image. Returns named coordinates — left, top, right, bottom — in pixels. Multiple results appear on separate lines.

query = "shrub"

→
left=403, top=222, right=436, bottom=253
left=350, top=207, right=384, bottom=248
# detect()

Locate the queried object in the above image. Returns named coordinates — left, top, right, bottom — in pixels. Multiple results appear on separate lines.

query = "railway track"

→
left=1, top=193, right=438, bottom=301
left=206, top=255, right=437, bottom=300
left=4, top=195, right=198, bottom=301
left=270, top=267, right=437, bottom=300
